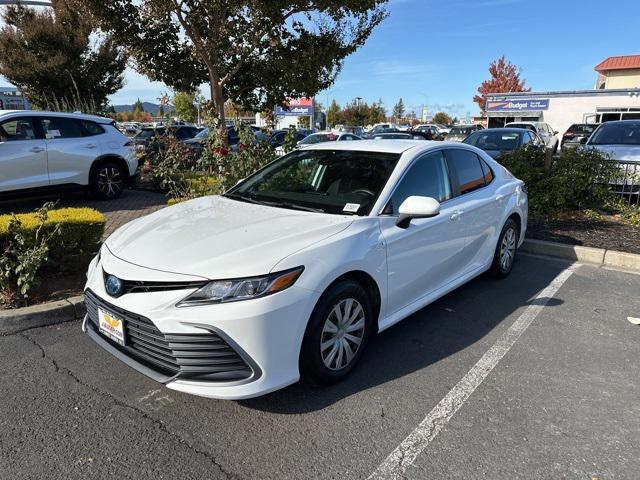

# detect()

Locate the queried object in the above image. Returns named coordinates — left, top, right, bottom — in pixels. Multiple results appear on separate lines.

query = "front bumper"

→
left=83, top=250, right=320, bottom=399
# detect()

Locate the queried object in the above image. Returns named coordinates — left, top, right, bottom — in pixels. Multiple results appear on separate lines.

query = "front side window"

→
left=0, top=117, right=36, bottom=141
left=387, top=151, right=452, bottom=214
left=464, top=131, right=520, bottom=151
left=447, top=149, right=487, bottom=195
left=228, top=149, right=400, bottom=216
left=41, top=117, right=84, bottom=139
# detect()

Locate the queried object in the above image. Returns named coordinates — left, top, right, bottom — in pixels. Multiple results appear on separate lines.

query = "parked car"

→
left=413, top=125, right=444, bottom=140
left=397, top=124, right=412, bottom=131
left=333, top=125, right=365, bottom=137
left=561, top=123, right=599, bottom=150
left=463, top=128, right=544, bottom=159
left=117, top=121, right=142, bottom=136
left=181, top=126, right=241, bottom=157
left=371, top=131, right=433, bottom=141
left=582, top=120, right=640, bottom=194
left=83, top=140, right=527, bottom=399
left=267, top=129, right=313, bottom=148
left=446, top=125, right=483, bottom=142
left=504, top=121, right=559, bottom=152
left=133, top=125, right=202, bottom=155
left=366, top=123, right=398, bottom=136
left=275, top=131, right=361, bottom=155
left=0, top=110, right=137, bottom=200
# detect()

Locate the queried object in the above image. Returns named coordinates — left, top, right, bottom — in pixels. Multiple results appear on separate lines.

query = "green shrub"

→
left=499, top=147, right=618, bottom=217
left=0, top=206, right=105, bottom=272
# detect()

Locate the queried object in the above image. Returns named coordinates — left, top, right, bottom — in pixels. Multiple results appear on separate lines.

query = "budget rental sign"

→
left=274, top=97, right=313, bottom=116
left=486, top=98, right=550, bottom=112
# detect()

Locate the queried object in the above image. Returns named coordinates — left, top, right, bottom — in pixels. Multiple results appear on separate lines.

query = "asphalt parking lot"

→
left=1, top=254, right=639, bottom=480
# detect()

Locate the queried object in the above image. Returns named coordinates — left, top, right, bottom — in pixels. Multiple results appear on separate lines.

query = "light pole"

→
left=417, top=91, right=429, bottom=123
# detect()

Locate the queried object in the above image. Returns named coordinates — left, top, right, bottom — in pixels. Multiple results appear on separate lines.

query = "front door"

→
left=379, top=150, right=466, bottom=315
left=0, top=116, right=48, bottom=192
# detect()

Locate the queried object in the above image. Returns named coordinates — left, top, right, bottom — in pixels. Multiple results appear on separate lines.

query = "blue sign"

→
left=274, top=105, right=313, bottom=116
left=486, top=98, right=550, bottom=112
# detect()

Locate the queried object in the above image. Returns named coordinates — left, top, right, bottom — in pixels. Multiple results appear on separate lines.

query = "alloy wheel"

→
left=97, top=166, right=123, bottom=198
left=320, top=298, right=366, bottom=371
left=500, top=226, right=517, bottom=272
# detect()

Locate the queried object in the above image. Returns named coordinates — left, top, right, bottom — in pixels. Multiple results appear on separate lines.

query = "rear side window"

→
left=41, top=117, right=84, bottom=139
left=80, top=120, right=105, bottom=136
left=447, top=149, right=488, bottom=195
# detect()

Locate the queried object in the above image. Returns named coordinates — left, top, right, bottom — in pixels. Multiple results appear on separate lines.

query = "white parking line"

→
left=368, top=265, right=578, bottom=480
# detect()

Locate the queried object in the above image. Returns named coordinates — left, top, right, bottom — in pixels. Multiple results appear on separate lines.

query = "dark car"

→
left=370, top=131, right=434, bottom=141
left=267, top=129, right=313, bottom=147
left=133, top=125, right=202, bottom=154
left=463, top=128, right=543, bottom=159
left=561, top=123, right=599, bottom=150
left=182, top=126, right=240, bottom=157
left=412, top=125, right=443, bottom=140
left=446, top=125, right=483, bottom=142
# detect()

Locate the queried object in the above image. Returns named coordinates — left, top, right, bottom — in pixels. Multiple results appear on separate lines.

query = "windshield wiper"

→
left=224, top=193, right=324, bottom=213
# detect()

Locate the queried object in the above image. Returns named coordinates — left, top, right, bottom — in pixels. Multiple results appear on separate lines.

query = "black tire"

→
left=490, top=218, right=519, bottom=278
left=300, top=279, right=373, bottom=385
left=91, top=161, right=125, bottom=200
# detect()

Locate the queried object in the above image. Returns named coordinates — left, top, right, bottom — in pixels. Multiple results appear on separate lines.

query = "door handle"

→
left=29, top=147, right=45, bottom=153
left=84, top=143, right=97, bottom=149
left=450, top=210, right=464, bottom=221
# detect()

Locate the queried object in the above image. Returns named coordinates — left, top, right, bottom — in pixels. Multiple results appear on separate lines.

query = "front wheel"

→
left=300, top=280, right=372, bottom=385
left=91, top=162, right=125, bottom=200
left=490, top=218, right=519, bottom=278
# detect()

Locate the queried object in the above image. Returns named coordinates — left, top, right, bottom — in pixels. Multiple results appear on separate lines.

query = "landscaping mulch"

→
left=527, top=213, right=640, bottom=255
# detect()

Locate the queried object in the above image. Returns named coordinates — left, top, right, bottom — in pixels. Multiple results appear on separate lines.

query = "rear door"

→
left=444, top=148, right=502, bottom=273
left=38, top=116, right=101, bottom=186
left=0, top=116, right=48, bottom=192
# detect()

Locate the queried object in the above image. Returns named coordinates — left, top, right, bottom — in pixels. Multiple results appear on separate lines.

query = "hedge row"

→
left=0, top=208, right=105, bottom=267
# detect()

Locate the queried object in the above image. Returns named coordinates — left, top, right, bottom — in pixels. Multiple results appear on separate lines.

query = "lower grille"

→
left=85, top=289, right=253, bottom=382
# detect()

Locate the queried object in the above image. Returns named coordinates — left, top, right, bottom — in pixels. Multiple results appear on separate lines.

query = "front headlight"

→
left=177, top=266, right=304, bottom=307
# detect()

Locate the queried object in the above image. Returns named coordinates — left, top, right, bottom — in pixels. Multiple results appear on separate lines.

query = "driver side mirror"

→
left=396, top=196, right=441, bottom=228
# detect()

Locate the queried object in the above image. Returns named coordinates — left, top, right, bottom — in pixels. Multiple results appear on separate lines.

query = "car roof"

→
left=301, top=139, right=441, bottom=154
left=476, top=128, right=527, bottom=133
left=0, top=109, right=114, bottom=124
left=599, top=119, right=640, bottom=125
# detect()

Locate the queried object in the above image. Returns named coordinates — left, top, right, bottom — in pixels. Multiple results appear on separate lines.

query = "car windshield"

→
left=299, top=133, right=337, bottom=145
left=136, top=128, right=165, bottom=139
left=195, top=127, right=209, bottom=139
left=449, top=127, right=472, bottom=135
left=227, top=149, right=400, bottom=216
left=465, top=131, right=521, bottom=151
left=567, top=124, right=598, bottom=135
left=589, top=123, right=640, bottom=145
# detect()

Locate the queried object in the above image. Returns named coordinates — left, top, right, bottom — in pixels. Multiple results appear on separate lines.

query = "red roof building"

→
left=594, top=55, right=640, bottom=89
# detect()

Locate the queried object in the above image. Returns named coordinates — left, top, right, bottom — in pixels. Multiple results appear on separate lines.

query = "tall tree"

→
left=326, top=99, right=340, bottom=128
left=81, top=1, right=388, bottom=127
left=432, top=111, right=452, bottom=125
left=392, top=98, right=405, bottom=121
left=0, top=0, right=126, bottom=112
left=173, top=91, right=198, bottom=123
left=473, top=56, right=530, bottom=113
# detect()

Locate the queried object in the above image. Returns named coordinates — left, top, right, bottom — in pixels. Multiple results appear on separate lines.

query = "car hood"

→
left=586, top=144, right=640, bottom=161
left=105, top=195, right=354, bottom=279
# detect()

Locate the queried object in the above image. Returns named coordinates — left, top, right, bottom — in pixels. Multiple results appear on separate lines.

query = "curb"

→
left=521, top=239, right=640, bottom=272
left=0, top=295, right=85, bottom=335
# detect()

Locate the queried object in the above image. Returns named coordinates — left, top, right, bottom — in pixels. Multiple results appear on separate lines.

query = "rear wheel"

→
left=300, top=280, right=372, bottom=385
left=490, top=218, right=519, bottom=278
left=91, top=162, right=125, bottom=200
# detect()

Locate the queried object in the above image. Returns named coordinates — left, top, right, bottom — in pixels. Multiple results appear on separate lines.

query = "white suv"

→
left=0, top=110, right=138, bottom=200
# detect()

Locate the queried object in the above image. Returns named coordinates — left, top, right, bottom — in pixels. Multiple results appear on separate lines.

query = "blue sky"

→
left=2, top=0, right=640, bottom=116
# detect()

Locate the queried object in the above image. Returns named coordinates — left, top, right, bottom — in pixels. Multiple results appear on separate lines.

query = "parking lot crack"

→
left=18, top=332, right=240, bottom=480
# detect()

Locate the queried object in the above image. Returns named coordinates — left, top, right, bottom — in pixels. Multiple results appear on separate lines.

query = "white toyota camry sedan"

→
left=83, top=140, right=527, bottom=400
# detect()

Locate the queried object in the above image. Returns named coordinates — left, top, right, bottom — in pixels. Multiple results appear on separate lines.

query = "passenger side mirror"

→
left=396, top=196, right=441, bottom=228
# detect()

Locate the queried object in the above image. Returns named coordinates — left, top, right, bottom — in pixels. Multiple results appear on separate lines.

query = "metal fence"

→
left=612, top=160, right=640, bottom=206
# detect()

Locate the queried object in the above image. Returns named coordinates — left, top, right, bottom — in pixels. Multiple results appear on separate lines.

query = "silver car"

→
left=584, top=120, right=640, bottom=195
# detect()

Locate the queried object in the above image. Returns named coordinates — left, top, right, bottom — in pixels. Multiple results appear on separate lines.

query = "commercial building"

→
left=0, top=86, right=30, bottom=110
left=485, top=54, right=640, bottom=140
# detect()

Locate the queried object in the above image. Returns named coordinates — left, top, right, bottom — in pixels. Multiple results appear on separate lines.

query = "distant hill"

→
left=112, top=102, right=174, bottom=116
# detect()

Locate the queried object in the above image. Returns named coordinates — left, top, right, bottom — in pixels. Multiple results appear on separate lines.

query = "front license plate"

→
left=98, top=308, right=126, bottom=346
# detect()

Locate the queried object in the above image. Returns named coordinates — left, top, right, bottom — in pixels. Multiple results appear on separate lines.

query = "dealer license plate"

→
left=98, top=308, right=126, bottom=346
